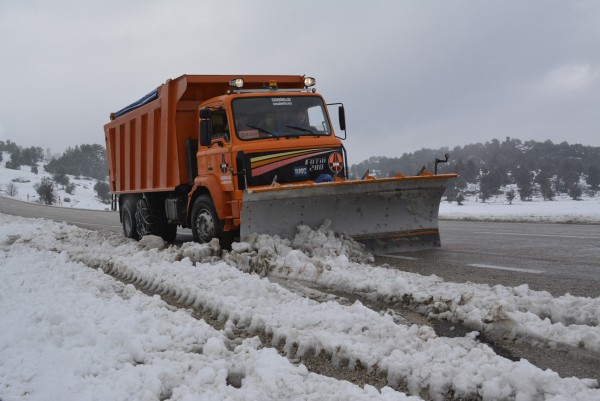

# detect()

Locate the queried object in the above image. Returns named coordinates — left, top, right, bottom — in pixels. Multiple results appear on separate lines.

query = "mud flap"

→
left=240, top=175, right=455, bottom=254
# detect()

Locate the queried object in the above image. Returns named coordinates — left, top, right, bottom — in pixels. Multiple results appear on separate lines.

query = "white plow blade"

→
left=240, top=175, right=455, bottom=254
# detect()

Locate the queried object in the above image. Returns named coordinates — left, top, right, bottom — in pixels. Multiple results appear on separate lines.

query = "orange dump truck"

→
left=104, top=75, right=456, bottom=252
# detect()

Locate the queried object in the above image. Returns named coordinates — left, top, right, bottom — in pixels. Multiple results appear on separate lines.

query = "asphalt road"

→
left=378, top=220, right=600, bottom=298
left=2, top=195, right=599, bottom=297
left=0, top=195, right=121, bottom=232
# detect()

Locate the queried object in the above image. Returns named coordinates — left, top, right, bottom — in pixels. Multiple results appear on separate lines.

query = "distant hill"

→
left=350, top=138, right=600, bottom=202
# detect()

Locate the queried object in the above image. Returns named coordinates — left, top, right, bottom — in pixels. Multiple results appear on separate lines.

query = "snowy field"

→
left=440, top=190, right=600, bottom=225
left=0, top=156, right=109, bottom=210
left=2, top=213, right=600, bottom=401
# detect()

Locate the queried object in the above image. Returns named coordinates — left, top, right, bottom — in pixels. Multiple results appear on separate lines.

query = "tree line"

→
left=350, top=138, right=600, bottom=202
left=44, top=144, right=108, bottom=181
left=1, top=140, right=107, bottom=180
left=0, top=140, right=45, bottom=170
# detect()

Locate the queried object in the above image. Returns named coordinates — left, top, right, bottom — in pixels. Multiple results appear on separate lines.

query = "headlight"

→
left=229, top=78, right=244, bottom=88
left=304, top=77, right=316, bottom=88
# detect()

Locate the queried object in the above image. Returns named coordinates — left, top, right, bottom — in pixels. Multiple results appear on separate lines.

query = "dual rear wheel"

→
left=120, top=196, right=177, bottom=243
left=121, top=194, right=232, bottom=248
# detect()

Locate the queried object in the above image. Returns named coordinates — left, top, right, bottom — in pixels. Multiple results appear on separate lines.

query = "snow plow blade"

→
left=240, top=173, right=458, bottom=254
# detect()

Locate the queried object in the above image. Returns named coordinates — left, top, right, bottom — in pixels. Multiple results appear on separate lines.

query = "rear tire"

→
left=122, top=198, right=140, bottom=240
left=135, top=198, right=152, bottom=239
left=134, top=197, right=178, bottom=243
left=191, top=195, right=222, bottom=244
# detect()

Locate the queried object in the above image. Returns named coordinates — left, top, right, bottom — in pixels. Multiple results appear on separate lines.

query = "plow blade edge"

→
left=240, top=174, right=456, bottom=254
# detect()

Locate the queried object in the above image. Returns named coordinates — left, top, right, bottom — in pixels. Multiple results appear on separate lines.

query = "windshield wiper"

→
left=285, top=125, right=319, bottom=137
left=247, top=124, right=275, bottom=138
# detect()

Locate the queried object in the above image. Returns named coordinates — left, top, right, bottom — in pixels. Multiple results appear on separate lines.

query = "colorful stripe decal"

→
left=252, top=150, right=333, bottom=177
left=250, top=148, right=323, bottom=169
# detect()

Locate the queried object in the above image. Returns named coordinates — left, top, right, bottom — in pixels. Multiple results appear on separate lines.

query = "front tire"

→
left=191, top=195, right=222, bottom=244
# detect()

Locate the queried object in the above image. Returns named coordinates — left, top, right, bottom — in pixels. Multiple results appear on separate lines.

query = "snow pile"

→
left=2, top=213, right=599, bottom=400
left=0, top=216, right=420, bottom=401
left=227, top=224, right=600, bottom=354
left=229, top=221, right=373, bottom=277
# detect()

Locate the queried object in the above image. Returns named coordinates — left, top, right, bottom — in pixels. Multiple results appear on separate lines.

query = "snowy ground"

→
left=2, top=158, right=600, bottom=399
left=439, top=188, right=600, bottom=224
left=0, top=156, right=109, bottom=210
left=2, top=214, right=600, bottom=401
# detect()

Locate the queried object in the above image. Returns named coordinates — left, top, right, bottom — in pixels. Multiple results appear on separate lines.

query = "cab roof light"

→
left=229, top=78, right=244, bottom=88
left=268, top=80, right=278, bottom=89
left=304, top=77, right=316, bottom=88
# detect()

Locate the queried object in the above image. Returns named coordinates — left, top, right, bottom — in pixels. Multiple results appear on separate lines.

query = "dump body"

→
left=105, top=74, right=456, bottom=252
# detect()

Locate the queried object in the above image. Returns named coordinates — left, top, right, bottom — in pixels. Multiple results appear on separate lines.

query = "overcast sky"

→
left=1, top=0, right=599, bottom=164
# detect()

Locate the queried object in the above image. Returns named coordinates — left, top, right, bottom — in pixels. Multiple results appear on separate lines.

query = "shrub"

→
left=35, top=177, right=56, bottom=205
left=94, top=181, right=111, bottom=203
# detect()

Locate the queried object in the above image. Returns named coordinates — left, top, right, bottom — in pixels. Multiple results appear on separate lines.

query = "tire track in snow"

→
left=6, top=217, right=600, bottom=401
left=67, top=252, right=405, bottom=396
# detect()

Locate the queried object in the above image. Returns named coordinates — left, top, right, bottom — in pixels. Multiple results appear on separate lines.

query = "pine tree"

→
left=35, top=177, right=56, bottom=205
left=94, top=181, right=111, bottom=203
left=536, top=170, right=555, bottom=200
left=587, top=165, right=599, bottom=191
left=569, top=184, right=582, bottom=200
left=514, top=165, right=533, bottom=201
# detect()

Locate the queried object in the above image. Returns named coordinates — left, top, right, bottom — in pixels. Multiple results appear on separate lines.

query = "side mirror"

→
left=338, top=105, right=346, bottom=131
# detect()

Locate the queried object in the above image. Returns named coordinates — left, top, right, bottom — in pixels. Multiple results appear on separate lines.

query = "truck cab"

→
left=188, top=78, right=347, bottom=245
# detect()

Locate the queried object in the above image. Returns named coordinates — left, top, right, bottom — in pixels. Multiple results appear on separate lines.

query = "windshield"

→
left=232, top=96, right=332, bottom=140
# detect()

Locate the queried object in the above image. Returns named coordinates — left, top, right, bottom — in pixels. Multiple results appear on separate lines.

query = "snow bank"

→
left=2, top=213, right=599, bottom=400
left=227, top=223, right=600, bottom=354
left=0, top=217, right=420, bottom=401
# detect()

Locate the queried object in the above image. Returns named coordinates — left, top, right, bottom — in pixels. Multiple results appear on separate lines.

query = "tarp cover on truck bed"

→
left=112, top=89, right=159, bottom=119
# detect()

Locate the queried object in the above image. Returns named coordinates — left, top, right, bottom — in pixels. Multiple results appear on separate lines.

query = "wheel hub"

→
left=196, top=210, right=214, bottom=242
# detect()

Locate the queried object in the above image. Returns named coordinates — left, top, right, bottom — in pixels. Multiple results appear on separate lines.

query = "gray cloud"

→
left=1, top=0, right=599, bottom=164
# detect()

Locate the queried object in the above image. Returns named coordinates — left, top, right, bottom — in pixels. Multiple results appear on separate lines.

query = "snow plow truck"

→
left=104, top=75, right=457, bottom=253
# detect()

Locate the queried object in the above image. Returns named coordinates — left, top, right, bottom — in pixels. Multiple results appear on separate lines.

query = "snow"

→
left=1, top=214, right=600, bottom=400
left=0, top=154, right=109, bottom=210
left=439, top=190, right=600, bottom=224
left=0, top=216, right=419, bottom=401
left=2, top=158, right=600, bottom=399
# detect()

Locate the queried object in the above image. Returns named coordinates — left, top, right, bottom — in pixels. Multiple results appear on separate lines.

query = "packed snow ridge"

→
left=1, top=213, right=599, bottom=400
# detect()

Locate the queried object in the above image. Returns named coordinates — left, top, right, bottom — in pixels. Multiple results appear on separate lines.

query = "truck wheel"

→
left=122, top=198, right=140, bottom=240
left=135, top=198, right=152, bottom=238
left=191, top=195, right=222, bottom=244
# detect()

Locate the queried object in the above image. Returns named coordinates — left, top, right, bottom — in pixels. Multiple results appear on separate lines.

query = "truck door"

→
left=200, top=107, right=234, bottom=192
